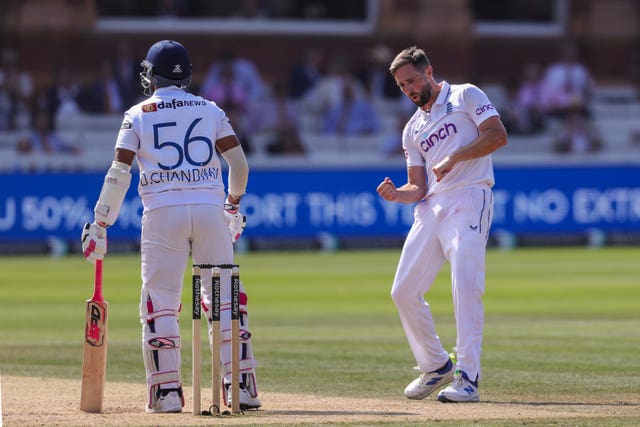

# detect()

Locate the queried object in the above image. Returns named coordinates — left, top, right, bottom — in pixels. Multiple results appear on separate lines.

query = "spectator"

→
left=542, top=41, right=593, bottom=116
left=112, top=41, right=141, bottom=107
left=200, top=50, right=266, bottom=103
left=321, top=80, right=381, bottom=136
left=356, top=44, right=402, bottom=101
left=287, top=48, right=324, bottom=99
left=0, top=47, right=34, bottom=130
left=0, top=82, right=14, bottom=131
left=552, top=115, right=603, bottom=154
left=630, top=129, right=640, bottom=148
left=80, top=61, right=125, bottom=114
left=508, top=63, right=548, bottom=134
left=380, top=96, right=416, bottom=157
left=542, top=40, right=602, bottom=153
left=202, top=61, right=249, bottom=115
left=200, top=51, right=267, bottom=154
left=41, top=68, right=82, bottom=124
left=627, top=43, right=640, bottom=148
left=250, top=81, right=305, bottom=155
left=202, top=61, right=252, bottom=154
left=299, top=55, right=366, bottom=131
left=16, top=109, right=79, bottom=155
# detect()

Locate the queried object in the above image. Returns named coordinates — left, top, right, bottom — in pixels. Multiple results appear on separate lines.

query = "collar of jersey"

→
left=154, top=85, right=182, bottom=94
left=419, top=81, right=450, bottom=116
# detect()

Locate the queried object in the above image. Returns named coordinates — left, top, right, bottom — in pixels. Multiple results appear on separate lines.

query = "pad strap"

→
left=144, top=308, right=179, bottom=323
left=147, top=370, right=181, bottom=409
left=148, top=370, right=180, bottom=387
left=144, top=334, right=181, bottom=350
left=220, top=296, right=247, bottom=312
left=222, top=358, right=255, bottom=377
left=221, top=328, right=251, bottom=343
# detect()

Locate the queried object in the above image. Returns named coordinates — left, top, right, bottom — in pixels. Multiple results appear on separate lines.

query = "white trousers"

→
left=139, top=204, right=239, bottom=390
left=139, top=203, right=235, bottom=308
left=390, top=185, right=492, bottom=382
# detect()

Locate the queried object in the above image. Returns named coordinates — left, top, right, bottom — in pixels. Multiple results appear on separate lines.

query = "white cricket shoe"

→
left=437, top=369, right=480, bottom=403
left=146, top=387, right=183, bottom=413
left=226, top=383, right=262, bottom=410
left=404, top=358, right=455, bottom=400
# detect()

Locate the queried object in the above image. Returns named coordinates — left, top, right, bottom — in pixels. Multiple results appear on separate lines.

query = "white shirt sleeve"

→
left=462, top=84, right=500, bottom=128
left=402, top=123, right=424, bottom=168
left=115, top=111, right=140, bottom=153
left=215, top=107, right=236, bottom=140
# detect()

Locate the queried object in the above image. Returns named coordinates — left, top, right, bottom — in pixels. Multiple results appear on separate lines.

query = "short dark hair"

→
left=389, top=46, right=430, bottom=75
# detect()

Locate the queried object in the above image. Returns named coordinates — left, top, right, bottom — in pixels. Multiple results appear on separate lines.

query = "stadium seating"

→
left=1, top=84, right=638, bottom=172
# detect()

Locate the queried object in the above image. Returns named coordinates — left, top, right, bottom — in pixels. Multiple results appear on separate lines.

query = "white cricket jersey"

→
left=403, top=81, right=499, bottom=196
left=115, top=86, right=235, bottom=212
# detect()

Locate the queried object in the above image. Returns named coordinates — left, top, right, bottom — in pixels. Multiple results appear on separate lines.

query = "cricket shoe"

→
left=146, top=387, right=184, bottom=413
left=226, top=382, right=262, bottom=410
left=437, top=369, right=480, bottom=403
left=404, top=357, right=455, bottom=399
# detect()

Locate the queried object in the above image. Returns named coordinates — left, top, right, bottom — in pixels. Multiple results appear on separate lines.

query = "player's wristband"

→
left=224, top=202, right=239, bottom=214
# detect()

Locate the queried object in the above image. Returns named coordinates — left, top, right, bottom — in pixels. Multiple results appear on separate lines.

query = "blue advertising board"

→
left=1, top=165, right=639, bottom=241
left=492, top=165, right=640, bottom=233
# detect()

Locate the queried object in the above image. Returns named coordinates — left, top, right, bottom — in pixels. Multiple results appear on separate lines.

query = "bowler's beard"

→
left=411, top=84, right=431, bottom=108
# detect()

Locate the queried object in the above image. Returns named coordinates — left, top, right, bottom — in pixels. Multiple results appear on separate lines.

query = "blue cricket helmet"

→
left=140, top=40, right=192, bottom=96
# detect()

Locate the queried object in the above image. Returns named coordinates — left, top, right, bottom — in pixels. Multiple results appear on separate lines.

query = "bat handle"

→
left=93, top=259, right=104, bottom=302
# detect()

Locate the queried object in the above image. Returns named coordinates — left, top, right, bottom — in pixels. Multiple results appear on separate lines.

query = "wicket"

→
left=191, top=264, right=241, bottom=416
left=191, top=266, right=202, bottom=415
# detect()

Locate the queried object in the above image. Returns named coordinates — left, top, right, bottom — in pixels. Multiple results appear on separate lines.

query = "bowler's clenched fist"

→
left=377, top=177, right=397, bottom=202
left=433, top=155, right=454, bottom=182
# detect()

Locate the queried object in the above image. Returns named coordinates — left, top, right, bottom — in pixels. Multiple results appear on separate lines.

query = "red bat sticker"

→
left=85, top=301, right=107, bottom=347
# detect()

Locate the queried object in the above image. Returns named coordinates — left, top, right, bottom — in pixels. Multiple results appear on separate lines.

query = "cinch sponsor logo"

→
left=419, top=122, right=458, bottom=152
left=475, top=104, right=494, bottom=115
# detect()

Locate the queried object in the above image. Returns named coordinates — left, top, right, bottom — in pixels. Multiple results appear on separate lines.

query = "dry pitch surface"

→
left=3, top=376, right=640, bottom=426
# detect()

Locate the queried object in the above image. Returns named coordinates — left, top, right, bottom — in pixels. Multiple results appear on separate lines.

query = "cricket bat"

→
left=80, top=259, right=108, bottom=413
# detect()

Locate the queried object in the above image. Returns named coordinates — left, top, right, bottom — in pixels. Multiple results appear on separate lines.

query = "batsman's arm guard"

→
left=220, top=145, right=248, bottom=200
left=94, top=161, right=132, bottom=226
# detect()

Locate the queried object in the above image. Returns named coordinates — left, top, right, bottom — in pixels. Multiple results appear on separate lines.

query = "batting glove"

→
left=81, top=222, right=107, bottom=264
left=223, top=201, right=246, bottom=243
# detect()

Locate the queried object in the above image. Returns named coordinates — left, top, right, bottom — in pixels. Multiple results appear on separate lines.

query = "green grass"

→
left=1, top=247, right=639, bottom=424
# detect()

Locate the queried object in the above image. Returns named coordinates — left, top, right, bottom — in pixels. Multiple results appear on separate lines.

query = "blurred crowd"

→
left=0, top=42, right=142, bottom=159
left=0, top=37, right=633, bottom=172
left=499, top=40, right=603, bottom=154
left=0, top=41, right=413, bottom=166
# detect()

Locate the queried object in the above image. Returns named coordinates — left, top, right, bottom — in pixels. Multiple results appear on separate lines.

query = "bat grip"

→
left=93, top=259, right=104, bottom=302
